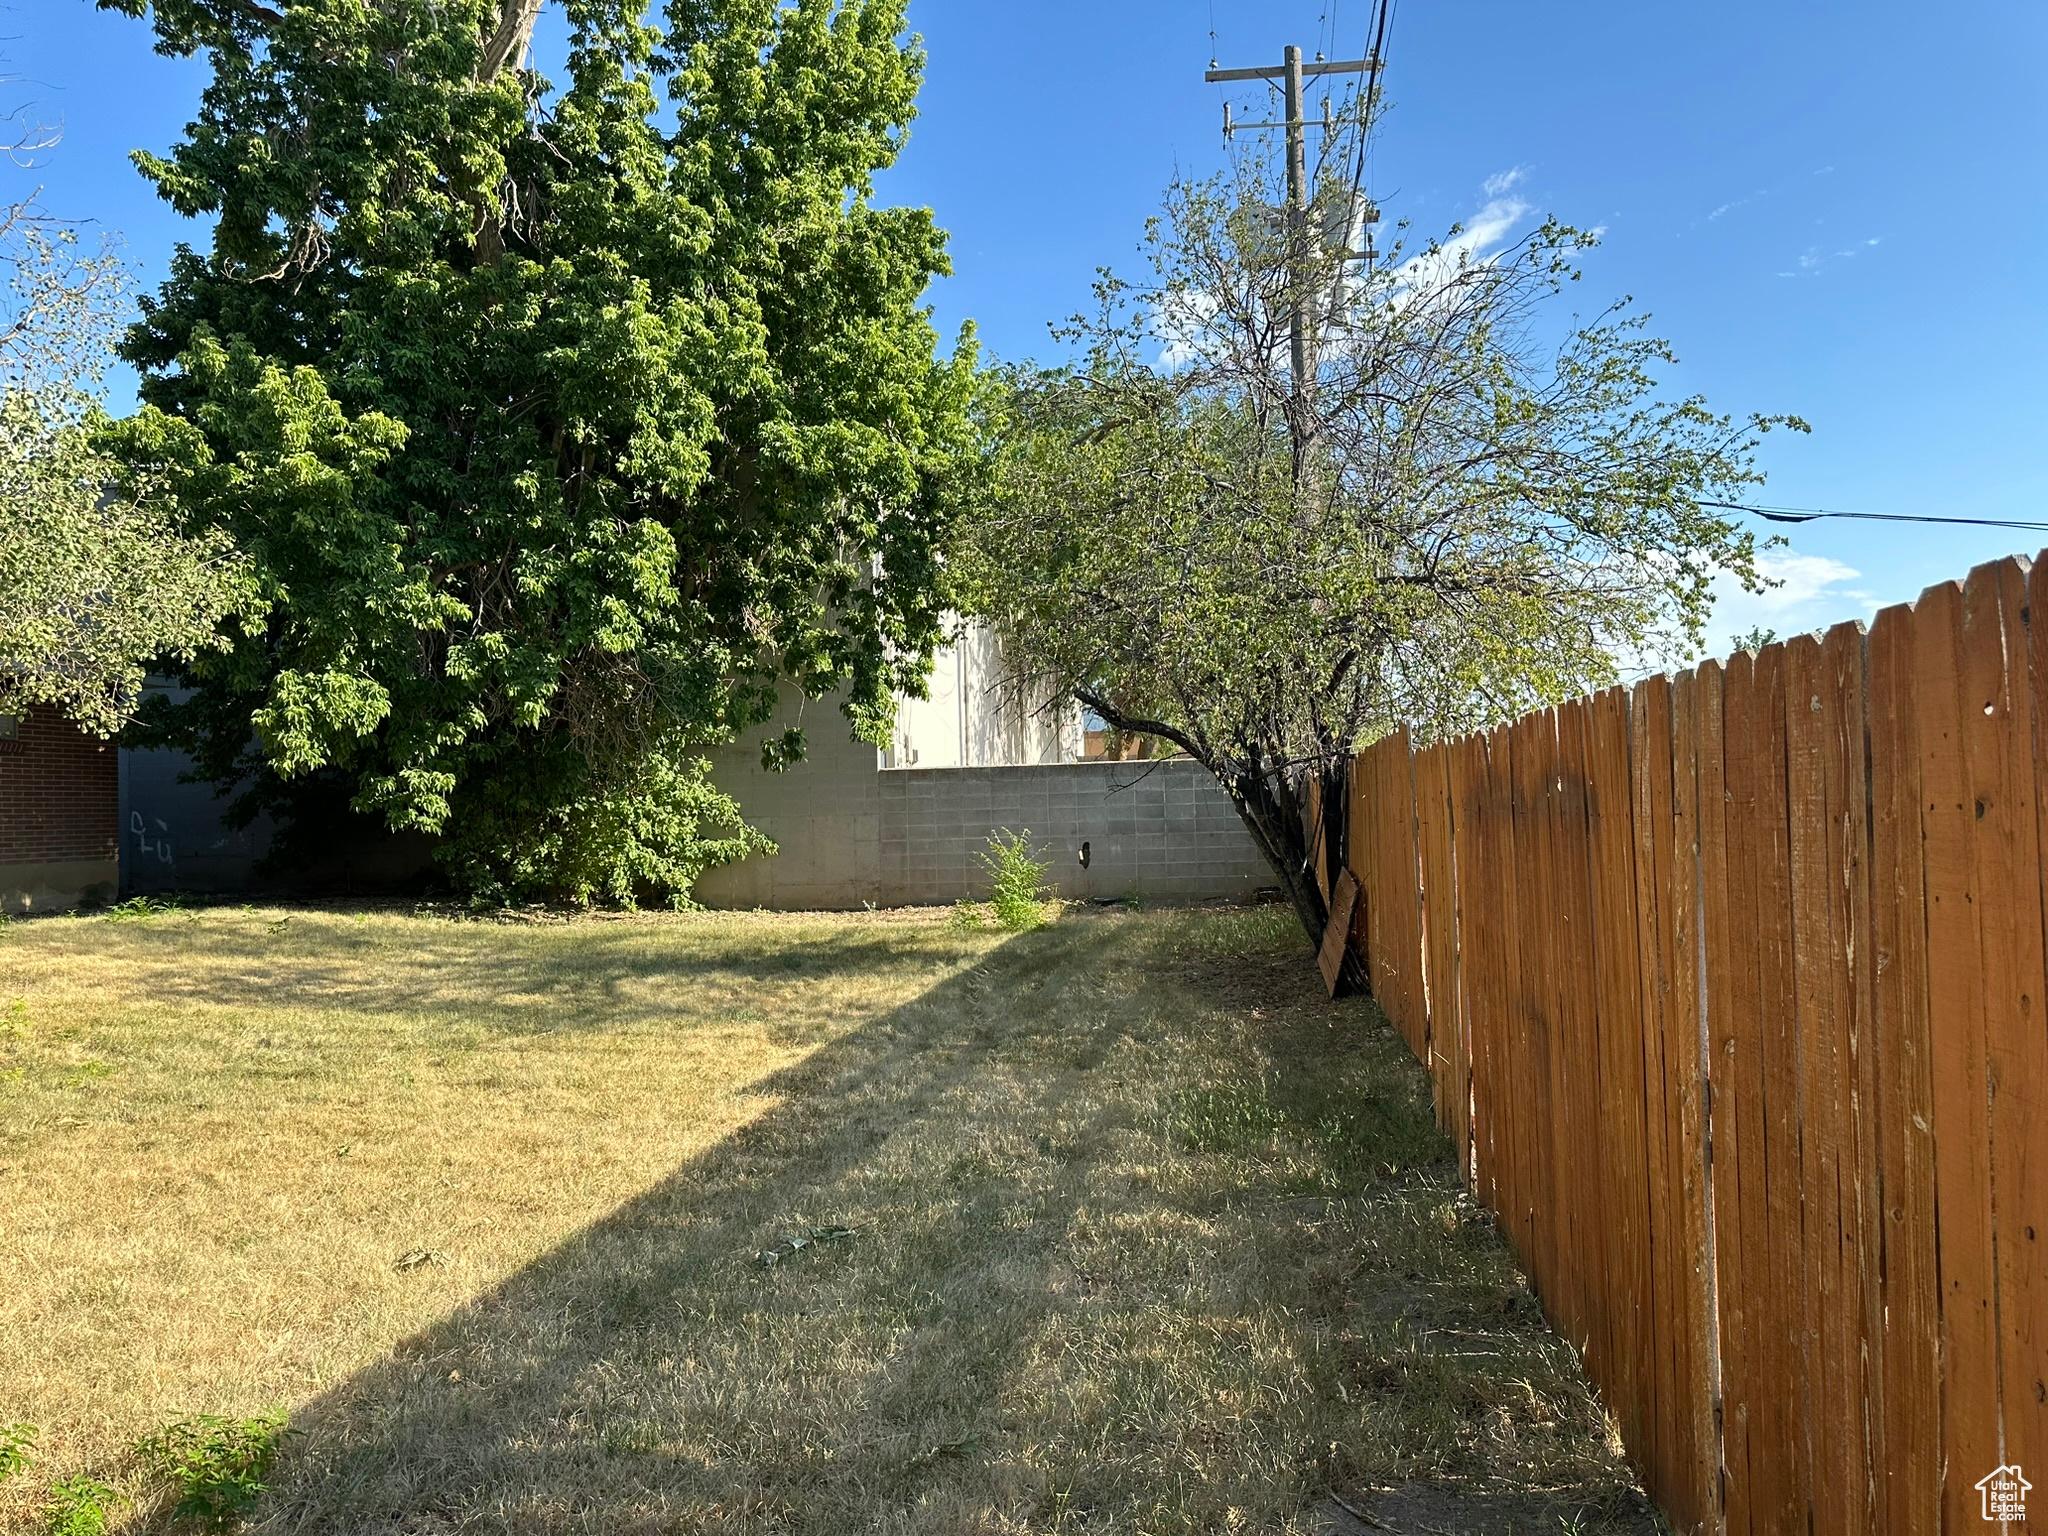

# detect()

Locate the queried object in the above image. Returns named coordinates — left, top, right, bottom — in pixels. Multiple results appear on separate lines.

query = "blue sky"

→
left=6, top=0, right=2046, bottom=653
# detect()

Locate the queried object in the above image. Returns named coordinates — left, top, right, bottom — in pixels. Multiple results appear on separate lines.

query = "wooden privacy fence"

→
left=1338, top=552, right=2048, bottom=1535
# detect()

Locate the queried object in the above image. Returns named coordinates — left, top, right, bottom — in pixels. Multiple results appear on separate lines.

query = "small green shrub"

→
left=43, top=1476, right=117, bottom=1536
left=135, top=1412, right=291, bottom=1529
left=0, top=1422, right=37, bottom=1480
left=978, top=828, right=1052, bottom=931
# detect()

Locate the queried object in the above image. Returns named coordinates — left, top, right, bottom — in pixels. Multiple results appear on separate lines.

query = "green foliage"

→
left=1730, top=625, right=1779, bottom=654
left=103, top=895, right=186, bottom=922
left=0, top=204, right=251, bottom=737
left=955, top=162, right=1801, bottom=941
left=99, top=0, right=982, bottom=903
left=978, top=828, right=1052, bottom=931
left=135, top=1412, right=291, bottom=1530
left=0, top=1422, right=36, bottom=1480
left=42, top=1476, right=117, bottom=1536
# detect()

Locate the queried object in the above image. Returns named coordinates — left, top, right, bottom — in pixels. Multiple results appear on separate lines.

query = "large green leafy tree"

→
left=100, top=0, right=978, bottom=902
left=957, top=171, right=1800, bottom=951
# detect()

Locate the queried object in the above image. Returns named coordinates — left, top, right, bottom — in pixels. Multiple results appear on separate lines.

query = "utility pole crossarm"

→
left=1204, top=57, right=1377, bottom=84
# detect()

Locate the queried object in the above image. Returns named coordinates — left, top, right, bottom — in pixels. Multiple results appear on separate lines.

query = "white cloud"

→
left=1384, top=178, right=1533, bottom=308
left=1482, top=165, right=1529, bottom=197
left=1777, top=237, right=1886, bottom=278
left=1706, top=190, right=1765, bottom=221
left=1706, top=548, right=1877, bottom=652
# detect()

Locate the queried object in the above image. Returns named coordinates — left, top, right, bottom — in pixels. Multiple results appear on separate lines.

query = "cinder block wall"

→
left=694, top=714, right=1272, bottom=910
left=0, top=708, right=119, bottom=912
left=105, top=702, right=1276, bottom=911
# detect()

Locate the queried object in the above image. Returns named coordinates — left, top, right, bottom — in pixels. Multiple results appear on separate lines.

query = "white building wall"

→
left=886, top=622, right=1081, bottom=769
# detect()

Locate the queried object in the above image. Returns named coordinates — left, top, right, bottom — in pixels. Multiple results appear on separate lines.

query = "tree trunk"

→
left=1067, top=688, right=1366, bottom=992
left=1220, top=756, right=1370, bottom=996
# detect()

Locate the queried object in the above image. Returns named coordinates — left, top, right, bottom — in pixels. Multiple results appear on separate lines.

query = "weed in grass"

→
left=752, top=1224, right=858, bottom=1268
left=41, top=1476, right=117, bottom=1536
left=103, top=896, right=184, bottom=923
left=948, top=900, right=989, bottom=932
left=135, top=1412, right=291, bottom=1529
left=978, top=827, right=1052, bottom=930
left=3, top=997, right=29, bottom=1040
left=0, top=1423, right=36, bottom=1480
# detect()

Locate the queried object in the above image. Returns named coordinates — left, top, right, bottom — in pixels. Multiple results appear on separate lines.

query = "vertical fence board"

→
left=1556, top=700, right=1610, bottom=1388
left=1821, top=619, right=1884, bottom=1533
left=1451, top=735, right=1497, bottom=1206
left=1516, top=712, right=1564, bottom=1308
left=1697, top=659, right=1753, bottom=1536
left=1989, top=557, right=2048, bottom=1487
left=1541, top=704, right=1584, bottom=1367
left=1666, top=669, right=1718, bottom=1530
left=1867, top=601, right=1941, bottom=1536
left=1487, top=725, right=1530, bottom=1259
left=1587, top=686, right=1655, bottom=1477
left=1630, top=675, right=1680, bottom=1507
left=1786, top=633, right=1854, bottom=1536
left=1752, top=642, right=1814, bottom=1531
left=1718, top=651, right=1781, bottom=1531
left=1373, top=730, right=1426, bottom=1056
left=1416, top=744, right=1466, bottom=1150
left=1917, top=577, right=2003, bottom=1531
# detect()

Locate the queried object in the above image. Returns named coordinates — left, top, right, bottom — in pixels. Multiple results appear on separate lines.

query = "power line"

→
left=1702, top=500, right=2048, bottom=534
left=1346, top=0, right=1394, bottom=235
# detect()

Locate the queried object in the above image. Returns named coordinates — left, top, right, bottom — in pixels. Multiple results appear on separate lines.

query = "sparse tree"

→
left=957, top=167, right=1801, bottom=950
left=0, top=101, right=247, bottom=736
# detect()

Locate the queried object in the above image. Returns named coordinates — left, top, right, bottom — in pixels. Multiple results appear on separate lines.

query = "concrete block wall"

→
left=0, top=707, right=120, bottom=912
left=102, top=694, right=1276, bottom=911
left=694, top=708, right=1272, bottom=909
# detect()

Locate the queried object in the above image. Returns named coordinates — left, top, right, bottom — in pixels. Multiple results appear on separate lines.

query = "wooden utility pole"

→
left=1205, top=48, right=1375, bottom=399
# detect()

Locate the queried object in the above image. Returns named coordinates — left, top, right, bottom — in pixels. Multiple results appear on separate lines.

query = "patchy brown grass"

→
left=0, top=903, right=1656, bottom=1534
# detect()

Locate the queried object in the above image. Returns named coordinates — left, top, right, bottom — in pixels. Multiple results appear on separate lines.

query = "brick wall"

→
left=0, top=708, right=119, bottom=866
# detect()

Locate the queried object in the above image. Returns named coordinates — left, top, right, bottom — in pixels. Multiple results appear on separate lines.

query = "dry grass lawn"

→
left=0, top=902, right=1658, bottom=1534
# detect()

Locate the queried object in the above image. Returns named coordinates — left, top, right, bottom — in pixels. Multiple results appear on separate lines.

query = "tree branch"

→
left=1072, top=687, right=1206, bottom=765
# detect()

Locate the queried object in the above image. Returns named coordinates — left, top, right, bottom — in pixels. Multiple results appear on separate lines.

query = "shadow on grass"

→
left=192, top=911, right=1655, bottom=1536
